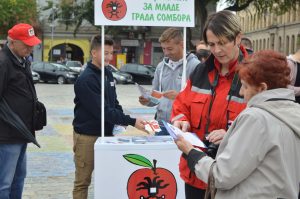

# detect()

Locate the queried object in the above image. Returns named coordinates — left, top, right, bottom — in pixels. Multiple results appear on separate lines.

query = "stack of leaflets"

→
left=144, top=120, right=161, bottom=134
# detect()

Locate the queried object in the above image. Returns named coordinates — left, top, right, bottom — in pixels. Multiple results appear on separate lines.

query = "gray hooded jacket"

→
left=148, top=53, right=200, bottom=122
left=193, top=88, right=300, bottom=199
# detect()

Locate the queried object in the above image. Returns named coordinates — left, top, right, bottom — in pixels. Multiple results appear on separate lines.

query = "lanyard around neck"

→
left=204, top=51, right=243, bottom=133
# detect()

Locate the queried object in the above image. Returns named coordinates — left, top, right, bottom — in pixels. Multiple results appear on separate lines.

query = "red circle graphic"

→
left=102, top=0, right=127, bottom=21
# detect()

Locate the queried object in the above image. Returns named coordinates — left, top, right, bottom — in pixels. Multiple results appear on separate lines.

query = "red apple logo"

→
left=123, top=154, right=177, bottom=199
left=102, top=0, right=127, bottom=21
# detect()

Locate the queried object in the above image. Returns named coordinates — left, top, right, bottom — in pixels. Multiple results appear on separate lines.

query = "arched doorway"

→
left=48, top=43, right=84, bottom=64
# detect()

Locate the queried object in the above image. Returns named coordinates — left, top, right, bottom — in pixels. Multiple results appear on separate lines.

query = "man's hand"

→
left=175, top=136, right=195, bottom=155
left=163, top=90, right=178, bottom=100
left=206, top=129, right=226, bottom=145
left=139, top=96, right=150, bottom=106
left=134, top=118, right=146, bottom=131
left=173, top=121, right=191, bottom=132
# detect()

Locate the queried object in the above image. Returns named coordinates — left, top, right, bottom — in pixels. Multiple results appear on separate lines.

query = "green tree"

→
left=42, top=0, right=123, bottom=36
left=225, top=0, right=300, bottom=14
left=0, top=0, right=38, bottom=39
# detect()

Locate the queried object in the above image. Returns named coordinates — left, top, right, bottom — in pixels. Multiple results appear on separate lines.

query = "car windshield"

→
left=146, top=65, right=156, bottom=72
left=67, top=61, right=81, bottom=68
left=52, top=63, right=69, bottom=71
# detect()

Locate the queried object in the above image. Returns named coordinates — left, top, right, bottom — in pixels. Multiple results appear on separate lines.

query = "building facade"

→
left=238, top=4, right=300, bottom=55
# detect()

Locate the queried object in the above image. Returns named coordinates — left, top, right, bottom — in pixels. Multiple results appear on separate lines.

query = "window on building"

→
left=297, top=4, right=300, bottom=21
left=263, top=39, right=266, bottom=50
left=267, top=38, right=270, bottom=49
left=291, top=35, right=295, bottom=54
left=279, top=37, right=282, bottom=52
left=270, top=34, right=275, bottom=50
left=256, top=14, right=259, bottom=30
left=246, top=15, right=251, bottom=32
left=250, top=15, right=253, bottom=31
left=286, top=35, right=290, bottom=55
left=241, top=17, right=244, bottom=31
left=270, top=13, right=273, bottom=25
left=296, top=34, right=300, bottom=50
left=290, top=9, right=294, bottom=22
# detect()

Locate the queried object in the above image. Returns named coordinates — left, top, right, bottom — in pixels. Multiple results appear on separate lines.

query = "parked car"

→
left=64, top=61, right=83, bottom=73
left=106, top=64, right=134, bottom=84
left=31, top=62, right=79, bottom=84
left=119, top=63, right=155, bottom=85
left=31, top=71, right=40, bottom=84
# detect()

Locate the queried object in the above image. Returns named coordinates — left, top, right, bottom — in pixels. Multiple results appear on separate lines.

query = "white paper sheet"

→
left=135, top=83, right=161, bottom=104
left=162, top=121, right=207, bottom=148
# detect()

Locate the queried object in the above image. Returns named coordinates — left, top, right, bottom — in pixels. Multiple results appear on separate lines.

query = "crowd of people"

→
left=0, top=9, right=299, bottom=199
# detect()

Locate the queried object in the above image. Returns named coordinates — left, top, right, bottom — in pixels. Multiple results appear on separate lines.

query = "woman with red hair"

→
left=175, top=50, right=300, bottom=198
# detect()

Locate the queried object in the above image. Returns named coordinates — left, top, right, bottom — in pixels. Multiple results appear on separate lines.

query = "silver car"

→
left=31, top=71, right=40, bottom=84
left=106, top=65, right=134, bottom=84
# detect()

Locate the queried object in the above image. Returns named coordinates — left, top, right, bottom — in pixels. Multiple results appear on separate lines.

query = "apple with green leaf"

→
left=124, top=154, right=177, bottom=199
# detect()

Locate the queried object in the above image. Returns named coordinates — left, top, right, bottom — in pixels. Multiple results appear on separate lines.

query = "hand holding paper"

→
left=175, top=135, right=195, bottom=155
left=162, top=121, right=207, bottom=148
left=136, top=83, right=151, bottom=99
left=136, top=83, right=162, bottom=104
left=151, top=90, right=163, bottom=98
left=144, top=120, right=161, bottom=134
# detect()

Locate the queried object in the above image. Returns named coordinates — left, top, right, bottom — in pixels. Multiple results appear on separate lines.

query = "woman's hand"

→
left=206, top=129, right=226, bottom=145
left=162, top=90, right=178, bottom=100
left=175, top=136, right=194, bottom=155
left=173, top=121, right=191, bottom=132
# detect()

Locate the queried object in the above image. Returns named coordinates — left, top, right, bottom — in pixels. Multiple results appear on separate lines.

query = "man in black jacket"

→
left=72, top=35, right=145, bottom=199
left=0, top=23, right=41, bottom=199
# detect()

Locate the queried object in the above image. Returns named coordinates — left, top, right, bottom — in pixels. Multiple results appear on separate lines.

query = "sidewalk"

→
left=23, top=84, right=155, bottom=199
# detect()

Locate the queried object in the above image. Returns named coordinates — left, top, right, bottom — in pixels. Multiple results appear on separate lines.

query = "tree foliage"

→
left=225, top=0, right=300, bottom=14
left=0, top=0, right=38, bottom=38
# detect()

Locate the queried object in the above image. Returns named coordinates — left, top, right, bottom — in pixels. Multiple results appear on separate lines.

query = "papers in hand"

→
left=136, top=83, right=162, bottom=104
left=136, top=83, right=151, bottom=98
left=162, top=121, right=207, bottom=148
left=144, top=120, right=161, bottom=134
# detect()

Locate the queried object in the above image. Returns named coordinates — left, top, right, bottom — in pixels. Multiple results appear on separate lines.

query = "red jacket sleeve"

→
left=171, top=80, right=192, bottom=123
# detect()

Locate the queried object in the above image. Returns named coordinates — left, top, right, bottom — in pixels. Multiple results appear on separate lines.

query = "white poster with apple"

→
left=94, top=137, right=184, bottom=198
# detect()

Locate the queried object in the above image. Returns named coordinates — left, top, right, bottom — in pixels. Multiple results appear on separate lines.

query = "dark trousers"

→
left=185, top=183, right=206, bottom=199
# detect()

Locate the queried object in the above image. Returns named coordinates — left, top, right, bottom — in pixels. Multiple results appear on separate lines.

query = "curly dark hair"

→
left=237, top=50, right=291, bottom=89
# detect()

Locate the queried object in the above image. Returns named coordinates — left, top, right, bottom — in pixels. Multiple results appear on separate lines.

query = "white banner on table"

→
left=95, top=0, right=195, bottom=27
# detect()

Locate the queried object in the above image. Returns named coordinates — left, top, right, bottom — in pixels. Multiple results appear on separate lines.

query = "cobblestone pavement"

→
left=23, top=83, right=155, bottom=199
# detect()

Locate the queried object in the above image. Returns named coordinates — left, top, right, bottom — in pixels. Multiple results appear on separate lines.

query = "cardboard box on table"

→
left=94, top=135, right=184, bottom=199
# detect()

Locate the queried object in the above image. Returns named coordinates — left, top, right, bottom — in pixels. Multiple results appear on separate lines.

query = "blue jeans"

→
left=0, top=143, right=27, bottom=199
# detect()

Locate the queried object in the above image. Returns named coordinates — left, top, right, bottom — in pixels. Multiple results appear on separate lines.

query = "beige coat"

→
left=194, top=88, right=300, bottom=199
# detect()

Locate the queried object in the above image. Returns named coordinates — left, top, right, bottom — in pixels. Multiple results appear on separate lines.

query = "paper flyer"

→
left=144, top=120, right=161, bottom=134
left=135, top=83, right=162, bottom=104
left=162, top=121, right=207, bottom=148
left=135, top=83, right=151, bottom=98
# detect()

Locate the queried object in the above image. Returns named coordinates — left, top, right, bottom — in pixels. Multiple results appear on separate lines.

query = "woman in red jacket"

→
left=171, top=10, right=248, bottom=199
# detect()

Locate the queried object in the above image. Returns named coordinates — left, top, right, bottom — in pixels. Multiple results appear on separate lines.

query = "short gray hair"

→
left=7, top=36, right=13, bottom=46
